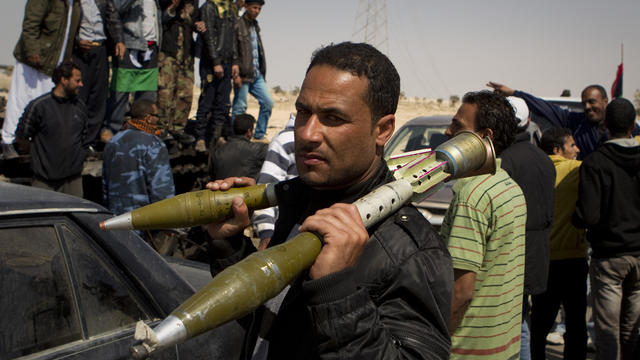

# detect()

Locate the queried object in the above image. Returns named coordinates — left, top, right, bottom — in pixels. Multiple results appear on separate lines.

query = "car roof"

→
left=401, top=115, right=453, bottom=127
left=0, top=181, right=107, bottom=216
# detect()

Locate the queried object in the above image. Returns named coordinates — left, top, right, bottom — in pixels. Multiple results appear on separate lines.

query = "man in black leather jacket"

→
left=194, top=0, right=239, bottom=151
left=209, top=113, right=268, bottom=180
left=205, top=42, right=453, bottom=360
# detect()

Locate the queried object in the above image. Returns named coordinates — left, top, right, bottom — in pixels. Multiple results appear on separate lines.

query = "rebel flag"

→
left=611, top=62, right=623, bottom=98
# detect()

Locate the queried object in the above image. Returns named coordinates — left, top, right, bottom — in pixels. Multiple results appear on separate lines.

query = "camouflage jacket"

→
left=102, top=129, right=175, bottom=215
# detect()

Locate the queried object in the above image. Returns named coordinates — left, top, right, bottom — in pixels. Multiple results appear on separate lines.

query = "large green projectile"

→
left=100, top=184, right=276, bottom=230
left=131, top=231, right=323, bottom=358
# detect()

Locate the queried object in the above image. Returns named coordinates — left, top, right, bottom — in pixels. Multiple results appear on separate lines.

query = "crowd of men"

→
left=0, top=1, right=639, bottom=360
left=0, top=0, right=271, bottom=213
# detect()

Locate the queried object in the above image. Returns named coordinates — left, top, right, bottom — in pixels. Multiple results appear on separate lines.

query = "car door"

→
left=0, top=216, right=179, bottom=360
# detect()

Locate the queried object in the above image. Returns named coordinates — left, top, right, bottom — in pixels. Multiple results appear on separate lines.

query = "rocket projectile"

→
left=100, top=183, right=277, bottom=230
left=129, top=131, right=496, bottom=358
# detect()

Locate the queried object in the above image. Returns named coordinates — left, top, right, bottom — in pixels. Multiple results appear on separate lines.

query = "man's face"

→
left=62, top=68, right=83, bottom=97
left=445, top=103, right=479, bottom=138
left=582, top=88, right=607, bottom=124
left=555, top=135, right=580, bottom=160
left=244, top=3, right=261, bottom=20
left=147, top=104, right=160, bottom=125
left=294, top=65, right=394, bottom=190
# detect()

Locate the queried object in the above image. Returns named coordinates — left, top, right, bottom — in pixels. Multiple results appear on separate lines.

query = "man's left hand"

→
left=298, top=203, right=368, bottom=280
left=231, top=64, right=240, bottom=79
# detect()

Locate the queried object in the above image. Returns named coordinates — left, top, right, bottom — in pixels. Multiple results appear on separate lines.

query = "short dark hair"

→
left=233, top=113, right=256, bottom=135
left=581, top=84, right=608, bottom=100
left=605, top=98, right=636, bottom=137
left=52, top=61, right=81, bottom=85
left=462, top=90, right=516, bottom=155
left=540, top=127, right=573, bottom=155
left=128, top=99, right=156, bottom=120
left=306, top=42, right=400, bottom=123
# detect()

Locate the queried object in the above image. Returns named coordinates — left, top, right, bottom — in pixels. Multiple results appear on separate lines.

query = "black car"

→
left=0, top=182, right=243, bottom=359
left=384, top=115, right=454, bottom=228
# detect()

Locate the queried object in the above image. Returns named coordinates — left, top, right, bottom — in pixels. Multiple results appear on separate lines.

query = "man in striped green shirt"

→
left=441, top=91, right=527, bottom=359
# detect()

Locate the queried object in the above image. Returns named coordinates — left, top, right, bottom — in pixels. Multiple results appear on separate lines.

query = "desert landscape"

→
left=0, top=64, right=458, bottom=141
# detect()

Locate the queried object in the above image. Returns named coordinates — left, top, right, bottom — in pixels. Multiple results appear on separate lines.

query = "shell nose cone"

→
left=100, top=212, right=133, bottom=230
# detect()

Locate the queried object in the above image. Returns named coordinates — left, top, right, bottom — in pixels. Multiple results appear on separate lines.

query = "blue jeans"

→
left=231, top=73, right=273, bottom=139
left=521, top=297, right=531, bottom=360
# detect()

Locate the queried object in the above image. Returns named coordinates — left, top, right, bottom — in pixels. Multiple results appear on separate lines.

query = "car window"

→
left=0, top=226, right=83, bottom=358
left=385, top=125, right=449, bottom=158
left=60, top=224, right=153, bottom=337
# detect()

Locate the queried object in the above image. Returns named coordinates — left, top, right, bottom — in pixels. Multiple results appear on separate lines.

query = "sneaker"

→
left=0, top=143, right=18, bottom=160
left=546, top=331, right=564, bottom=345
left=252, top=137, right=269, bottom=144
left=195, top=139, right=207, bottom=152
left=100, top=128, right=113, bottom=143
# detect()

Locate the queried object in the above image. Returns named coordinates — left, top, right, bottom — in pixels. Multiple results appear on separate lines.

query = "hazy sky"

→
left=2, top=0, right=639, bottom=100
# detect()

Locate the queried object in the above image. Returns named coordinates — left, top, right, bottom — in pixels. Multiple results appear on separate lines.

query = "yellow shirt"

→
left=548, top=155, right=588, bottom=260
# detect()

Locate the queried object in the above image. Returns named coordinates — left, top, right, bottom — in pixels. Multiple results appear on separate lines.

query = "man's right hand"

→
left=206, top=177, right=255, bottom=239
left=213, top=64, right=224, bottom=78
left=487, top=81, right=515, bottom=96
left=26, top=54, right=40, bottom=67
left=115, top=42, right=126, bottom=60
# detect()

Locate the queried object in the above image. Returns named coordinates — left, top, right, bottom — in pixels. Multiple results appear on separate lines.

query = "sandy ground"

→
left=190, top=86, right=458, bottom=142
left=0, top=65, right=458, bottom=140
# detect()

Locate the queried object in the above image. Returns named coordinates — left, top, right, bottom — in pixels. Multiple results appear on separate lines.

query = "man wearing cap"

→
left=499, top=96, right=556, bottom=359
left=231, top=0, right=273, bottom=140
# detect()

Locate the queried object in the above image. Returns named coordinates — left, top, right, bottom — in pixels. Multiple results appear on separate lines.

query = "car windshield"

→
left=384, top=124, right=450, bottom=158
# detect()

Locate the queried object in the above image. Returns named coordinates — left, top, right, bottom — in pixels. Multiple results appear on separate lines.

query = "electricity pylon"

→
left=352, top=0, right=389, bottom=55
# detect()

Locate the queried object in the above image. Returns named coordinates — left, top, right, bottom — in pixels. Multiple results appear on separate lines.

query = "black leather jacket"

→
left=199, top=0, right=237, bottom=65
left=159, top=0, right=196, bottom=58
left=236, top=13, right=266, bottom=82
left=209, top=135, right=268, bottom=180
left=209, top=161, right=453, bottom=359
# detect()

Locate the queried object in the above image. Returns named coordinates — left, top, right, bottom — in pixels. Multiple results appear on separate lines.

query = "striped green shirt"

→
left=441, top=160, right=527, bottom=359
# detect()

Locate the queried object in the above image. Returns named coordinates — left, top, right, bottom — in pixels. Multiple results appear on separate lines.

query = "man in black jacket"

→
left=205, top=42, right=453, bottom=359
left=194, top=0, right=239, bottom=151
left=72, top=0, right=124, bottom=146
left=500, top=96, right=556, bottom=359
left=573, top=98, right=640, bottom=360
left=231, top=0, right=273, bottom=140
left=15, top=61, right=87, bottom=197
left=209, top=113, right=267, bottom=180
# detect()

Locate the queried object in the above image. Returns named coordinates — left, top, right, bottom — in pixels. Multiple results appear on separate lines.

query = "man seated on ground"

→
left=15, top=61, right=87, bottom=198
left=205, top=41, right=453, bottom=359
left=209, top=113, right=268, bottom=180
left=102, top=99, right=175, bottom=216
left=441, top=90, right=527, bottom=359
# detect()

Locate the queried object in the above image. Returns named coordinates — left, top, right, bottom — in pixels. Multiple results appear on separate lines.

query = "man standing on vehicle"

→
left=441, top=91, right=527, bottom=359
left=487, top=81, right=640, bottom=160
left=194, top=0, right=239, bottom=152
left=15, top=61, right=87, bottom=198
left=205, top=42, right=453, bottom=359
left=231, top=0, right=273, bottom=140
